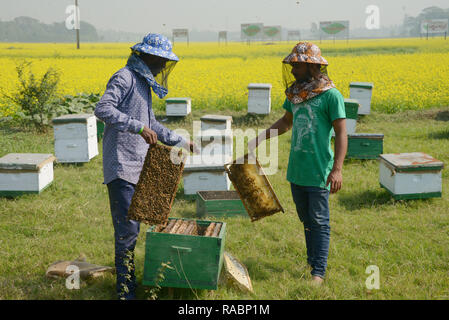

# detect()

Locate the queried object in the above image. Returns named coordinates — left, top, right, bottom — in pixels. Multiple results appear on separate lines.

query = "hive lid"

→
left=348, top=133, right=384, bottom=139
left=349, top=82, right=374, bottom=89
left=0, top=153, right=56, bottom=171
left=184, top=155, right=229, bottom=171
left=52, top=113, right=95, bottom=124
left=200, top=114, right=233, bottom=123
left=380, top=152, right=444, bottom=171
left=248, top=83, right=272, bottom=89
left=166, top=97, right=191, bottom=103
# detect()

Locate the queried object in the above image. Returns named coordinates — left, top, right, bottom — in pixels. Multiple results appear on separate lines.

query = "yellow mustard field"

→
left=1, top=38, right=449, bottom=117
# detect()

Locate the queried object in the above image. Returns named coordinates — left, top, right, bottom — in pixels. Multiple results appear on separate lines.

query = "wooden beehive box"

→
left=52, top=114, right=98, bottom=163
left=247, top=83, right=272, bottom=115
left=183, top=155, right=231, bottom=195
left=199, top=129, right=233, bottom=161
left=349, top=82, right=374, bottom=115
left=346, top=133, right=384, bottom=160
left=143, top=218, right=226, bottom=290
left=225, top=155, right=284, bottom=222
left=196, top=191, right=247, bottom=218
left=0, top=153, right=56, bottom=197
left=379, top=152, right=444, bottom=200
left=128, top=144, right=186, bottom=225
left=165, top=97, right=191, bottom=116
left=200, top=114, right=232, bottom=131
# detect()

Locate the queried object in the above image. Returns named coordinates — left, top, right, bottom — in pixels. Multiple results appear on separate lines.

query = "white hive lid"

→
left=52, top=113, right=95, bottom=124
left=248, top=83, right=272, bottom=89
left=166, top=97, right=191, bottom=103
left=200, top=114, right=233, bottom=123
left=0, top=153, right=56, bottom=171
left=380, top=152, right=444, bottom=171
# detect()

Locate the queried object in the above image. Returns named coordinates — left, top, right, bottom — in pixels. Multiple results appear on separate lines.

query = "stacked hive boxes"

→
left=182, top=115, right=233, bottom=195
left=52, top=114, right=98, bottom=163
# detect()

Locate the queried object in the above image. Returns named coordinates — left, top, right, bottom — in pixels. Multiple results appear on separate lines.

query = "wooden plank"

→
left=169, top=220, right=183, bottom=234
left=211, top=223, right=222, bottom=238
left=162, top=220, right=176, bottom=233
left=204, top=223, right=216, bottom=237
left=176, top=221, right=189, bottom=234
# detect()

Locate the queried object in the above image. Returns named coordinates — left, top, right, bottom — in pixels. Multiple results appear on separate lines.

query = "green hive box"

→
left=96, top=119, right=105, bottom=141
left=196, top=191, right=248, bottom=218
left=344, top=99, right=359, bottom=120
left=346, top=133, right=384, bottom=160
left=143, top=218, right=226, bottom=290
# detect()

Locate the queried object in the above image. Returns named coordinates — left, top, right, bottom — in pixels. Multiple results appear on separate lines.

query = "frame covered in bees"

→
left=224, top=155, right=284, bottom=222
left=128, top=144, right=186, bottom=225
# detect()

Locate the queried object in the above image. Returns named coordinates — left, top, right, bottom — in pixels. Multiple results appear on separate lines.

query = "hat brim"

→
left=131, top=44, right=179, bottom=62
left=283, top=53, right=328, bottom=66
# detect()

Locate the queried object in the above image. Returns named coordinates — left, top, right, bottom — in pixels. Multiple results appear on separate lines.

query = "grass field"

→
left=1, top=107, right=448, bottom=300
left=1, top=38, right=449, bottom=117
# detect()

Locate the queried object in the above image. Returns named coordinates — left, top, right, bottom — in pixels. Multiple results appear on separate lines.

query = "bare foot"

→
left=311, top=276, right=324, bottom=286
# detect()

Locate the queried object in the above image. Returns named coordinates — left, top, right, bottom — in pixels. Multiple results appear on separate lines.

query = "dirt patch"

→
left=226, top=155, right=283, bottom=222
left=198, top=190, right=241, bottom=201
left=128, top=144, right=186, bottom=225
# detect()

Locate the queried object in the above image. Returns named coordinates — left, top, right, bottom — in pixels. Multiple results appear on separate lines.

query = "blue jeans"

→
left=290, top=183, right=330, bottom=279
left=107, top=178, right=140, bottom=300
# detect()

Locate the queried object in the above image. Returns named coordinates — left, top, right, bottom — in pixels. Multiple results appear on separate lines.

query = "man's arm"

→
left=248, top=111, right=293, bottom=152
left=326, top=118, right=347, bottom=194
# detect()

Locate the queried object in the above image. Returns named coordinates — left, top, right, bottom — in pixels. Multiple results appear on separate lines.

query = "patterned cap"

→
left=283, top=42, right=328, bottom=65
left=131, top=33, right=179, bottom=61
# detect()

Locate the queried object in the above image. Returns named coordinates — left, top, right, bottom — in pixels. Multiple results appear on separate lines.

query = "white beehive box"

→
left=349, top=82, right=374, bottom=115
left=247, top=83, right=272, bottom=115
left=183, top=155, right=231, bottom=195
left=165, top=97, right=191, bottom=116
left=199, top=129, right=233, bottom=162
left=0, top=153, right=56, bottom=197
left=52, top=114, right=98, bottom=163
left=379, top=152, right=444, bottom=200
left=200, top=114, right=232, bottom=131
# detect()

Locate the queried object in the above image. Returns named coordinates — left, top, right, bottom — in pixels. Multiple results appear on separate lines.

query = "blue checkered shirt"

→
left=95, top=66, right=185, bottom=185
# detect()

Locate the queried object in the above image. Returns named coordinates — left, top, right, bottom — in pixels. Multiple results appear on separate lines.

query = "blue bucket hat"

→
left=130, top=33, right=179, bottom=62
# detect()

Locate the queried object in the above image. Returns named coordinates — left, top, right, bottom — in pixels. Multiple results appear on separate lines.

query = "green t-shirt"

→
left=282, top=88, right=346, bottom=189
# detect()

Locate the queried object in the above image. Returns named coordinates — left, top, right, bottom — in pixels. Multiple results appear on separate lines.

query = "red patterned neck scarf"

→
left=285, top=73, right=336, bottom=105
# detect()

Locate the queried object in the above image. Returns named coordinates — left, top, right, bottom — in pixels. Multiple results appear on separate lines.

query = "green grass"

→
left=1, top=107, right=449, bottom=300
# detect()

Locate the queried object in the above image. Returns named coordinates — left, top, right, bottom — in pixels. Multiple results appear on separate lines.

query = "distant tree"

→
left=0, top=16, right=99, bottom=42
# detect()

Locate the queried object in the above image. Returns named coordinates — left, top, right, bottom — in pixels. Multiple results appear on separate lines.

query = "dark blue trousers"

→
left=290, top=183, right=331, bottom=279
left=107, top=178, right=140, bottom=300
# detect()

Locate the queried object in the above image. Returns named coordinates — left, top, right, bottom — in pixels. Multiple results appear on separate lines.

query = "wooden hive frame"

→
left=224, top=154, right=284, bottom=222
left=128, top=144, right=186, bottom=225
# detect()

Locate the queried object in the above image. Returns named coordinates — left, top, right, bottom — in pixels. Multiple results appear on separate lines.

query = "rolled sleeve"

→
left=94, top=70, right=144, bottom=133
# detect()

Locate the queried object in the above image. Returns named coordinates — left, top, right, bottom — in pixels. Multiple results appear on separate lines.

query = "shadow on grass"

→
left=338, top=189, right=393, bottom=211
left=154, top=114, right=193, bottom=126
left=428, top=129, right=449, bottom=140
left=435, top=110, right=449, bottom=122
left=232, top=113, right=271, bottom=127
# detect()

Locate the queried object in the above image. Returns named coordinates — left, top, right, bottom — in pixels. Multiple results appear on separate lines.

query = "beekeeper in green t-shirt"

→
left=249, top=42, right=347, bottom=285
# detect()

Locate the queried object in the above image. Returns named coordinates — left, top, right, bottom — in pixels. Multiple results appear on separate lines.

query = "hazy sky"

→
left=0, top=0, right=447, bottom=33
